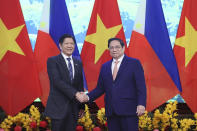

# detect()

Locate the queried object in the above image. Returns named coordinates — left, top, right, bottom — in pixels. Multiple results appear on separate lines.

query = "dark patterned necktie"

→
left=67, top=57, right=73, bottom=81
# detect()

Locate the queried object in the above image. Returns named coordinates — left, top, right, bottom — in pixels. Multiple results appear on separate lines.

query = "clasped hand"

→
left=75, top=92, right=89, bottom=103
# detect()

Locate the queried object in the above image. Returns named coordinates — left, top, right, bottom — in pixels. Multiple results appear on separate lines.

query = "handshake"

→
left=75, top=92, right=89, bottom=103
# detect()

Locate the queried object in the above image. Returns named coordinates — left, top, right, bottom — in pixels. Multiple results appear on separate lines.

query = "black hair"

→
left=59, top=34, right=76, bottom=45
left=108, top=38, right=125, bottom=48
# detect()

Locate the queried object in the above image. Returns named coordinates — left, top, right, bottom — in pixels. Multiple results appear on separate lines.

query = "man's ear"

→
left=59, top=44, right=62, bottom=50
left=123, top=46, right=125, bottom=52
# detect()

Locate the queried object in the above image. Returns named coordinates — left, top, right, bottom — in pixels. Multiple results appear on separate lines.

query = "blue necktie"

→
left=67, top=58, right=73, bottom=82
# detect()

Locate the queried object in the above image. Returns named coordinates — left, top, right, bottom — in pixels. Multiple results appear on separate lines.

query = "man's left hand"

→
left=136, top=105, right=145, bottom=116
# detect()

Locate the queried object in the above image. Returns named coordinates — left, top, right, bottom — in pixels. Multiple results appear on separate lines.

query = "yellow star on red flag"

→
left=0, top=19, right=25, bottom=61
left=175, top=17, right=197, bottom=67
left=85, top=15, right=122, bottom=63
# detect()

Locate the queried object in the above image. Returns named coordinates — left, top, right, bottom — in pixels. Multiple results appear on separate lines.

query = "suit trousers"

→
left=107, top=114, right=139, bottom=131
left=51, top=108, right=78, bottom=131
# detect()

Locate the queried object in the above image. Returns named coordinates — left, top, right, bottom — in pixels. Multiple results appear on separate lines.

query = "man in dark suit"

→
left=85, top=38, right=147, bottom=131
left=44, top=34, right=86, bottom=131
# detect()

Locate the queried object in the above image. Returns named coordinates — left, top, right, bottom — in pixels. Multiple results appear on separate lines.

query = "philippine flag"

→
left=128, top=0, right=182, bottom=111
left=34, top=0, right=81, bottom=105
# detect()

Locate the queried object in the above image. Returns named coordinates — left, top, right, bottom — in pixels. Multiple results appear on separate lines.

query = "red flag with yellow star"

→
left=174, top=0, right=197, bottom=112
left=0, top=0, right=41, bottom=115
left=81, top=0, right=127, bottom=107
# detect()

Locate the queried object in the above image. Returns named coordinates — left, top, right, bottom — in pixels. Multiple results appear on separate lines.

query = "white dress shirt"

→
left=111, top=54, right=124, bottom=75
left=61, top=52, right=75, bottom=78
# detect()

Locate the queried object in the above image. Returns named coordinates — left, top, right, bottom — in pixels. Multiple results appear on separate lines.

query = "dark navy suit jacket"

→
left=44, top=54, right=84, bottom=119
left=88, top=55, right=146, bottom=116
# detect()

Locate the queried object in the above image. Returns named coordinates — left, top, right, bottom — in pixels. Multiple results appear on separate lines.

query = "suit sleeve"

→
left=47, top=58, right=77, bottom=100
left=134, top=60, right=147, bottom=107
left=78, top=61, right=85, bottom=109
left=78, top=62, right=84, bottom=92
left=88, top=65, right=105, bottom=102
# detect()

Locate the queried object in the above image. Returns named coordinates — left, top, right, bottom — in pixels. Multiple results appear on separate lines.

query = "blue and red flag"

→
left=128, top=0, right=181, bottom=111
left=34, top=0, right=83, bottom=106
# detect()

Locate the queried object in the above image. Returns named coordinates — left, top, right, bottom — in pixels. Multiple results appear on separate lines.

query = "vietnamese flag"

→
left=128, top=0, right=181, bottom=111
left=0, top=0, right=41, bottom=115
left=174, top=0, right=197, bottom=113
left=81, top=0, right=127, bottom=107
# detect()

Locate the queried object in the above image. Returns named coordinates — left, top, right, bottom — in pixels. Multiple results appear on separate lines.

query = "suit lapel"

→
left=73, top=57, right=79, bottom=81
left=58, top=54, right=70, bottom=80
left=108, top=59, right=114, bottom=82
left=114, top=56, right=128, bottom=81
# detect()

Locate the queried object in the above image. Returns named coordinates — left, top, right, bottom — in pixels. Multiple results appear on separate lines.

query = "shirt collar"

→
left=61, top=52, right=73, bottom=60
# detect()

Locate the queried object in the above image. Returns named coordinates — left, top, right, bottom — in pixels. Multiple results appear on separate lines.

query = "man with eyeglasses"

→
left=86, top=37, right=147, bottom=131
